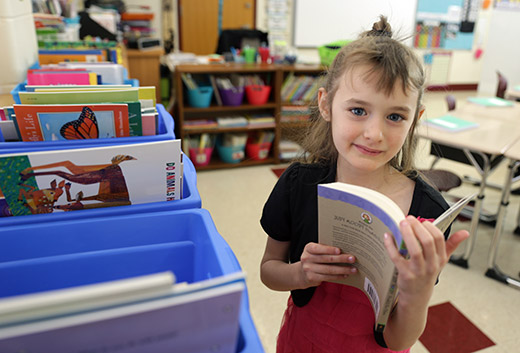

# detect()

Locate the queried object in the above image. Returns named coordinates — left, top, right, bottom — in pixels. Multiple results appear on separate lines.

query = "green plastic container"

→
left=318, top=40, right=352, bottom=66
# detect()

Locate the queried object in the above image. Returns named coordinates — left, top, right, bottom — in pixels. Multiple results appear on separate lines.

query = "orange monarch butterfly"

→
left=60, top=106, right=99, bottom=140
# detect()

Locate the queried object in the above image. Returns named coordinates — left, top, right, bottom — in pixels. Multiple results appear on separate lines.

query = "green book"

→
left=424, top=114, right=479, bottom=132
left=467, top=97, right=514, bottom=107
left=19, top=89, right=139, bottom=105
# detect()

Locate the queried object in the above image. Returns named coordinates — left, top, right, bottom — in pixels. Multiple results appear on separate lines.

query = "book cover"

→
left=19, top=89, right=139, bottom=105
left=423, top=114, right=479, bottom=132
left=467, top=97, right=514, bottom=107
left=0, top=272, right=245, bottom=353
left=318, top=182, right=475, bottom=332
left=27, top=71, right=98, bottom=85
left=0, top=139, right=183, bottom=217
left=26, top=84, right=132, bottom=92
left=13, top=104, right=130, bottom=142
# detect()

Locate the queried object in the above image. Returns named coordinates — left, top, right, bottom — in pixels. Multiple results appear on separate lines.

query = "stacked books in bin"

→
left=0, top=79, right=184, bottom=217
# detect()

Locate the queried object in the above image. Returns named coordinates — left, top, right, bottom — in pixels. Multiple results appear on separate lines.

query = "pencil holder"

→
left=245, top=85, right=271, bottom=105
left=186, top=86, right=213, bottom=108
left=219, top=87, right=244, bottom=106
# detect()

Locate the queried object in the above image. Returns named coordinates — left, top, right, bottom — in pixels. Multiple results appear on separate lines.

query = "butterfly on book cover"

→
left=60, top=106, right=99, bottom=140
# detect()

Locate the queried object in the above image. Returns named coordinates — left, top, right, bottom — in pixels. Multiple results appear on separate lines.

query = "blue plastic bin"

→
left=0, top=208, right=263, bottom=352
left=0, top=152, right=201, bottom=227
left=186, top=86, right=213, bottom=108
left=0, top=104, right=174, bottom=151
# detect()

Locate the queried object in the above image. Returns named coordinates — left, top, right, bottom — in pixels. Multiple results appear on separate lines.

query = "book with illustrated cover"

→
left=13, top=104, right=131, bottom=142
left=0, top=139, right=183, bottom=217
left=423, top=114, right=479, bottom=132
left=467, top=97, right=514, bottom=107
left=18, top=89, right=139, bottom=105
left=318, top=182, right=476, bottom=332
left=0, top=272, right=245, bottom=353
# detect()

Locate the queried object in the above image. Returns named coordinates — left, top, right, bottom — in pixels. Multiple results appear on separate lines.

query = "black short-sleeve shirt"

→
left=260, top=162, right=450, bottom=307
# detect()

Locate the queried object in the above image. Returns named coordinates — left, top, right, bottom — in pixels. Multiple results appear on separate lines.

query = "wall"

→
left=167, top=1, right=508, bottom=90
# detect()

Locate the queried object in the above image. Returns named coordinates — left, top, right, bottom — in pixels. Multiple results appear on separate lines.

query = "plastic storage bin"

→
left=219, top=87, right=244, bottom=106
left=0, top=104, right=175, bottom=151
left=0, top=208, right=264, bottom=352
left=246, top=142, right=272, bottom=160
left=0, top=153, right=201, bottom=227
left=216, top=133, right=247, bottom=164
left=189, top=147, right=213, bottom=167
left=245, top=85, right=271, bottom=105
left=186, top=86, right=213, bottom=108
left=318, top=40, right=352, bottom=66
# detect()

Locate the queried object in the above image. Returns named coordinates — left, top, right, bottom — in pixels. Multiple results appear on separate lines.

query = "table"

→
left=485, top=138, right=520, bottom=288
left=417, top=100, right=520, bottom=268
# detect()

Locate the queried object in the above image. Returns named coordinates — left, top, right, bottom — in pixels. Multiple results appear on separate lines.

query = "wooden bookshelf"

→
left=173, top=63, right=324, bottom=169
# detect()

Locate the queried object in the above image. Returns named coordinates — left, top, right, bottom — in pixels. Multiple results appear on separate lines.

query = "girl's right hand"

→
left=299, top=242, right=357, bottom=288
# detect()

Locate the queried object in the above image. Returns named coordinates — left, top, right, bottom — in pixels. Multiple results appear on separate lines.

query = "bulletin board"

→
left=293, top=0, right=418, bottom=48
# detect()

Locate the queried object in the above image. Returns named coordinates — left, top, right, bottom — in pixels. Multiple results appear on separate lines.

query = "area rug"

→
left=419, top=301, right=495, bottom=353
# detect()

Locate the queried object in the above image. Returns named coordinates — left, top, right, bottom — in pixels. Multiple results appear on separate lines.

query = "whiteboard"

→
left=478, top=10, right=520, bottom=95
left=293, top=0, right=418, bottom=48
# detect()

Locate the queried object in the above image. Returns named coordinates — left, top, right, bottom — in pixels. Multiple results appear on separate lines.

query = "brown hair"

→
left=298, top=16, right=425, bottom=176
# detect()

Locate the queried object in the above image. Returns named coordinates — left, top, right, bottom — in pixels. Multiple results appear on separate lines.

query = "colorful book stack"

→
left=0, top=65, right=187, bottom=218
left=281, top=74, right=321, bottom=104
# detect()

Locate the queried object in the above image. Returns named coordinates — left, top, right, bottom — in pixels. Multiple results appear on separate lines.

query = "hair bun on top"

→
left=362, top=15, right=392, bottom=38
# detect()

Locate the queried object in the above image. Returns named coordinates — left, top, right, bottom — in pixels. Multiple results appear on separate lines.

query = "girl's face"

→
left=319, top=66, right=421, bottom=175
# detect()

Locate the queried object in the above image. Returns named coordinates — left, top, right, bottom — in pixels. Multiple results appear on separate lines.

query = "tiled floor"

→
left=196, top=91, right=520, bottom=353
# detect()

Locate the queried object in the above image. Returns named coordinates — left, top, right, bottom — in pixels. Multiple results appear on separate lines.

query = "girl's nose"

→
left=363, top=116, right=384, bottom=141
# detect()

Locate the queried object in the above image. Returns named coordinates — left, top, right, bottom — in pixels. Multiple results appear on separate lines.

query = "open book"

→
left=318, top=182, right=476, bottom=333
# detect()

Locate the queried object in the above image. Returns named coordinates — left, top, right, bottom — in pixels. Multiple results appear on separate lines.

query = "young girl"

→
left=260, top=16, right=469, bottom=353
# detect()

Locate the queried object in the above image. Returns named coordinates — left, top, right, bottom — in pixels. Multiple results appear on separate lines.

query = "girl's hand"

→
left=384, top=216, right=469, bottom=303
left=299, top=242, right=357, bottom=288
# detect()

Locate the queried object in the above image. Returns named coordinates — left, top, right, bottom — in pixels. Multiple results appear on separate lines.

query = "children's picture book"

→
left=18, top=89, right=139, bottom=105
left=0, top=139, right=183, bottom=217
left=0, top=272, right=245, bottom=353
left=27, top=70, right=98, bottom=85
left=13, top=104, right=131, bottom=142
left=467, top=96, right=514, bottom=107
left=25, top=84, right=132, bottom=92
left=423, top=114, right=479, bottom=132
left=317, top=182, right=476, bottom=333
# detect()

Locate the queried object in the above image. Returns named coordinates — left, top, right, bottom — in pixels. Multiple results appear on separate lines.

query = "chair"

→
left=421, top=94, right=463, bottom=193
left=496, top=71, right=508, bottom=99
left=215, top=29, right=268, bottom=54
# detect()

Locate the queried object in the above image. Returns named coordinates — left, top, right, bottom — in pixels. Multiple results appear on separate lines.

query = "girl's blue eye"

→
left=387, top=113, right=404, bottom=122
left=350, top=108, right=366, bottom=116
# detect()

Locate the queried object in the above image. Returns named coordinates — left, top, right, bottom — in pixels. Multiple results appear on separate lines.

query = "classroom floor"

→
left=196, top=90, right=520, bottom=353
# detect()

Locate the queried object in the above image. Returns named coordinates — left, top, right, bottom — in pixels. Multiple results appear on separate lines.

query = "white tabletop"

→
left=418, top=100, right=520, bottom=156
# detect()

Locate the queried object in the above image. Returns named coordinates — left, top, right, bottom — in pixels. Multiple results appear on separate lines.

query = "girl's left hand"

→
left=383, top=216, right=469, bottom=302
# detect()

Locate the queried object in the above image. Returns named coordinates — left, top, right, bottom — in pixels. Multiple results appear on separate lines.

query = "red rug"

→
left=271, top=168, right=286, bottom=178
left=419, top=301, right=495, bottom=353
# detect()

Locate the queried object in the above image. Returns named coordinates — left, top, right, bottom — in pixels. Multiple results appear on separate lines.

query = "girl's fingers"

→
left=383, top=232, right=406, bottom=267
left=445, top=230, right=470, bottom=257
left=303, top=242, right=356, bottom=264
left=399, top=217, right=425, bottom=262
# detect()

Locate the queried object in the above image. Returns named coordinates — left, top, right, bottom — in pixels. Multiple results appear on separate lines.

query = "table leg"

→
left=485, top=159, right=520, bottom=289
left=449, top=150, right=492, bottom=269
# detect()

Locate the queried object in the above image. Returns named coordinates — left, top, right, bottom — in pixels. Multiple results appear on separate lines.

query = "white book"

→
left=0, top=139, right=183, bottom=217
left=0, top=272, right=246, bottom=353
left=318, top=182, right=476, bottom=332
